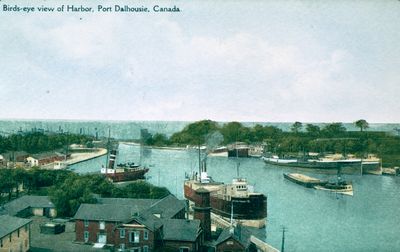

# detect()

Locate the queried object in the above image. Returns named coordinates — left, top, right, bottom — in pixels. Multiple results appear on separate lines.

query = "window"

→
left=84, top=231, right=89, bottom=242
left=179, top=247, right=189, bottom=252
left=120, top=244, right=125, bottom=250
left=0, top=238, right=2, bottom=247
left=130, top=248, right=140, bottom=252
left=84, top=219, right=89, bottom=227
left=143, top=246, right=148, bottom=252
left=17, top=228, right=20, bottom=237
left=144, top=230, right=148, bottom=240
left=129, top=231, right=140, bottom=243
left=9, top=234, right=11, bottom=242
left=120, top=229, right=125, bottom=238
left=25, top=225, right=28, bottom=232
left=99, top=221, right=105, bottom=230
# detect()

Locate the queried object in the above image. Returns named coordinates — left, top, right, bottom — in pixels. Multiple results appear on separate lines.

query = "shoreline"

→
left=66, top=148, right=107, bottom=166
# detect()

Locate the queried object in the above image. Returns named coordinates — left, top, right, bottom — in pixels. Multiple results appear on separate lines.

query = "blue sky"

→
left=0, top=1, right=399, bottom=123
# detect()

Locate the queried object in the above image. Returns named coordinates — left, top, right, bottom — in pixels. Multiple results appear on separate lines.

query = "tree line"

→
left=0, top=168, right=170, bottom=217
left=143, top=119, right=400, bottom=167
left=0, top=132, right=94, bottom=154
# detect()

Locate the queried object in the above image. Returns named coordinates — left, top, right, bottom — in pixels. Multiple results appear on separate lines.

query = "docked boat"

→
left=184, top=162, right=267, bottom=227
left=262, top=155, right=379, bottom=172
left=283, top=173, right=327, bottom=188
left=101, top=149, right=149, bottom=182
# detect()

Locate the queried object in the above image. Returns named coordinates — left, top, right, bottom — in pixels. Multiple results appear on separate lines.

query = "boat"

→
left=262, top=155, right=379, bottom=172
left=101, top=149, right=149, bottom=183
left=227, top=142, right=249, bottom=157
left=184, top=161, right=267, bottom=227
left=283, top=173, right=327, bottom=188
left=313, top=169, right=353, bottom=196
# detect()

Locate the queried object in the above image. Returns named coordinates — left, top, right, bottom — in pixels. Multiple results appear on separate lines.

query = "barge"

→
left=283, top=173, right=327, bottom=188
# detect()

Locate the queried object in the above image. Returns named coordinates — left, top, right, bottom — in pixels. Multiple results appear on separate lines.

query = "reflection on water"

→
left=70, top=143, right=400, bottom=251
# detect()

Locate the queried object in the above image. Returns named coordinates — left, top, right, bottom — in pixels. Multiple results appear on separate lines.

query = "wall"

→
left=0, top=223, right=30, bottom=252
left=75, top=220, right=118, bottom=244
left=216, top=237, right=245, bottom=252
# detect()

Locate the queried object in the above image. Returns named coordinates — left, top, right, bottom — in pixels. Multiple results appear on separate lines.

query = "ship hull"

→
left=105, top=168, right=149, bottom=182
left=184, top=182, right=267, bottom=220
left=263, top=157, right=380, bottom=171
left=283, top=173, right=327, bottom=188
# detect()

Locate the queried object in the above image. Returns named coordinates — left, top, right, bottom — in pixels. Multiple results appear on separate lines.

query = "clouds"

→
left=0, top=1, right=399, bottom=122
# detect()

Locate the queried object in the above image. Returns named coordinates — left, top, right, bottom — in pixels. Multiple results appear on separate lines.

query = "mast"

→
left=281, top=226, right=286, bottom=252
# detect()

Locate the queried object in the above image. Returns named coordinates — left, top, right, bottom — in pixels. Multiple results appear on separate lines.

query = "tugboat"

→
left=184, top=159, right=267, bottom=227
left=101, top=149, right=149, bottom=183
left=314, top=168, right=353, bottom=196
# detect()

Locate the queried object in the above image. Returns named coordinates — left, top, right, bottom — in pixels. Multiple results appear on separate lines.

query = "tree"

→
left=322, top=123, right=347, bottom=137
left=291, top=122, right=303, bottom=134
left=306, top=124, right=320, bottom=136
left=355, top=119, right=369, bottom=132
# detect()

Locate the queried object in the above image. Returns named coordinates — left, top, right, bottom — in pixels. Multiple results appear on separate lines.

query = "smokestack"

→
left=108, top=150, right=117, bottom=169
left=193, top=188, right=211, bottom=241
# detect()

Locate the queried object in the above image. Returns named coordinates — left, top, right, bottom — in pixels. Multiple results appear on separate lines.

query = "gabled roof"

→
left=161, top=219, right=201, bottom=242
left=125, top=212, right=163, bottom=232
left=147, top=194, right=186, bottom=219
left=0, top=196, right=54, bottom=216
left=74, top=203, right=145, bottom=222
left=0, top=215, right=31, bottom=239
left=74, top=195, right=183, bottom=223
left=97, top=197, right=157, bottom=207
left=215, top=225, right=265, bottom=249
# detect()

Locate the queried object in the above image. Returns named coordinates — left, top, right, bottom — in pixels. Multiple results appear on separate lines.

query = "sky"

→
left=0, top=0, right=399, bottom=123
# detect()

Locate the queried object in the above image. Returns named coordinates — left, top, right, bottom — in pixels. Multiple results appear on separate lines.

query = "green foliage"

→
left=291, top=121, right=303, bottom=133
left=0, top=167, right=170, bottom=217
left=0, top=132, right=94, bottom=154
left=355, top=119, right=369, bottom=132
left=170, top=120, right=219, bottom=145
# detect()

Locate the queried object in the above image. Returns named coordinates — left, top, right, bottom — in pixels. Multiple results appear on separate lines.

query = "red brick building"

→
left=74, top=195, right=202, bottom=252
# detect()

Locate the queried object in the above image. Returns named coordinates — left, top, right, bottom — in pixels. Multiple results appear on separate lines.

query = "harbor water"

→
left=70, top=143, right=400, bottom=252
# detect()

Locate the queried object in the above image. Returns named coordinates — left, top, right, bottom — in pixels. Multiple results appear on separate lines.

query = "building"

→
left=214, top=225, right=258, bottom=252
left=0, top=215, right=32, bottom=252
left=26, top=152, right=65, bottom=167
left=0, top=195, right=56, bottom=218
left=74, top=194, right=203, bottom=251
left=161, top=218, right=202, bottom=252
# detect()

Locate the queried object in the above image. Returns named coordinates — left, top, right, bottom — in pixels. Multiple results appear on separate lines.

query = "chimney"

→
left=193, top=188, right=211, bottom=241
left=108, top=150, right=117, bottom=169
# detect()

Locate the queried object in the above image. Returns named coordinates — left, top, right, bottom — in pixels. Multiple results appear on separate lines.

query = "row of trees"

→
left=0, top=168, right=170, bottom=217
left=0, top=132, right=94, bottom=154
left=143, top=119, right=400, bottom=167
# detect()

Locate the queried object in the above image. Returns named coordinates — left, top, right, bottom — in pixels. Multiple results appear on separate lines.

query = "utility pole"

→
left=281, top=226, right=287, bottom=252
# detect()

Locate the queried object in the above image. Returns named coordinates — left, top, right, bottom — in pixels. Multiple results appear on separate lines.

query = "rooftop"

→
left=0, top=215, right=31, bottom=239
left=162, top=219, right=201, bottom=242
left=0, top=195, right=54, bottom=216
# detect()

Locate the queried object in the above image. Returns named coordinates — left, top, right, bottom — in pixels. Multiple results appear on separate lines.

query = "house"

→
left=161, top=219, right=202, bottom=252
left=74, top=194, right=202, bottom=251
left=26, top=152, right=65, bottom=167
left=0, top=215, right=32, bottom=252
left=0, top=195, right=56, bottom=218
left=214, top=225, right=266, bottom=252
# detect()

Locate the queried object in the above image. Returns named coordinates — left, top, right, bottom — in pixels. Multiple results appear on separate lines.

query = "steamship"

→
left=184, top=162, right=267, bottom=227
left=101, top=149, right=149, bottom=182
